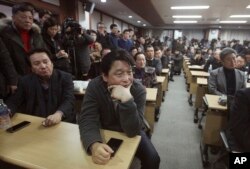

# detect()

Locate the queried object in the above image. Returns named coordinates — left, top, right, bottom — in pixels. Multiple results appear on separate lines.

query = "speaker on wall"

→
left=83, top=2, right=95, bottom=14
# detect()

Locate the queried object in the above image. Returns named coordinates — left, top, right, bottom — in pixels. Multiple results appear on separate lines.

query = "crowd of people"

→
left=1, top=2, right=250, bottom=168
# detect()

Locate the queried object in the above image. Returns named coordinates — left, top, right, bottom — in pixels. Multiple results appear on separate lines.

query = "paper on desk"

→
left=73, top=80, right=89, bottom=91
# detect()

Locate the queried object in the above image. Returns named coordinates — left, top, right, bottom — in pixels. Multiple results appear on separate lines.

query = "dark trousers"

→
left=135, top=131, right=160, bottom=169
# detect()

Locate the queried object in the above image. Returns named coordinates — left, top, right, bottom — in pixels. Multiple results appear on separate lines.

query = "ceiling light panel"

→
left=171, top=6, right=209, bottom=10
left=174, top=20, right=198, bottom=23
left=230, top=15, right=250, bottom=18
left=172, top=15, right=202, bottom=18
left=219, top=20, right=247, bottom=23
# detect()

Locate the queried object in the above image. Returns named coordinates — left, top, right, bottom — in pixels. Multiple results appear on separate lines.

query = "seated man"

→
left=7, top=48, right=75, bottom=126
left=78, top=49, right=160, bottom=169
left=228, top=88, right=250, bottom=152
left=204, top=48, right=222, bottom=72
left=145, top=45, right=162, bottom=75
left=133, top=52, right=157, bottom=88
left=208, top=47, right=246, bottom=96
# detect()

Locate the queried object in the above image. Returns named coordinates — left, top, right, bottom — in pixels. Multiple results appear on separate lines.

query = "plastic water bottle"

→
left=0, top=99, right=12, bottom=129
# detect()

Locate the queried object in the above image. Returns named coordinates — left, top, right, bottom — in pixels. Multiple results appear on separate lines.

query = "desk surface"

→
left=0, top=113, right=141, bottom=169
left=146, top=88, right=157, bottom=102
left=161, top=69, right=169, bottom=73
left=188, top=65, right=204, bottom=70
left=156, top=76, right=166, bottom=83
left=197, top=78, right=208, bottom=85
left=205, top=94, right=227, bottom=110
left=190, top=71, right=209, bottom=77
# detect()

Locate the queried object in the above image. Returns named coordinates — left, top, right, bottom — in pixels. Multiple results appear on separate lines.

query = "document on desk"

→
left=73, top=80, right=89, bottom=92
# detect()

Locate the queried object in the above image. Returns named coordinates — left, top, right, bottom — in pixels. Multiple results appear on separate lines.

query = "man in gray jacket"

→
left=78, top=49, right=160, bottom=169
left=208, top=47, right=246, bottom=96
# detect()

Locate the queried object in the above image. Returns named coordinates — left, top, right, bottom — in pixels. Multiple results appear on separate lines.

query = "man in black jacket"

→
left=0, top=38, right=18, bottom=100
left=228, top=88, right=250, bottom=152
left=0, top=2, right=46, bottom=76
left=7, top=48, right=75, bottom=126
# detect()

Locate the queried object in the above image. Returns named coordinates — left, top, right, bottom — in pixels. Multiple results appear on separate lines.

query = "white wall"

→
left=0, top=5, right=12, bottom=19
left=90, top=10, right=100, bottom=30
left=102, top=15, right=112, bottom=32
left=220, top=29, right=250, bottom=43
left=182, top=29, right=204, bottom=41
left=78, top=1, right=90, bottom=29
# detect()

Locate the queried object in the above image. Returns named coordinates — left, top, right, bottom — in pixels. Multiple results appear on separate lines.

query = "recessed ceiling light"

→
left=143, top=24, right=146, bottom=26
left=172, top=15, right=202, bottom=18
left=171, top=6, right=209, bottom=10
left=128, top=15, right=132, bottom=18
left=174, top=20, right=198, bottom=23
left=246, top=5, right=250, bottom=8
left=137, top=20, right=141, bottom=23
left=219, top=20, right=247, bottom=23
left=101, top=0, right=106, bottom=3
left=230, top=15, right=250, bottom=18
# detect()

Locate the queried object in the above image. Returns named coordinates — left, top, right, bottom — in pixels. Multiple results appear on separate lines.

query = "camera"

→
left=63, top=17, right=82, bottom=37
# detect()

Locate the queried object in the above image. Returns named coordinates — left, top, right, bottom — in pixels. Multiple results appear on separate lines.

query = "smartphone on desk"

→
left=6, top=121, right=31, bottom=133
left=107, top=138, right=123, bottom=157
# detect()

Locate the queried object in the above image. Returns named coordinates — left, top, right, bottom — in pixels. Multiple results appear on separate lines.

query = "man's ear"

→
left=102, top=74, right=108, bottom=82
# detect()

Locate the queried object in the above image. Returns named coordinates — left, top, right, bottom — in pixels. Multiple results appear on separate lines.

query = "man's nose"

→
left=40, top=63, right=47, bottom=68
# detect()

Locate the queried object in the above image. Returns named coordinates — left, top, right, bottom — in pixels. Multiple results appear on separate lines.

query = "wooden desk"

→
left=194, top=78, right=208, bottom=123
left=203, top=94, right=227, bottom=146
left=195, top=78, right=208, bottom=109
left=200, top=94, right=227, bottom=165
left=188, top=65, right=204, bottom=71
left=161, top=69, right=169, bottom=91
left=145, top=88, right=157, bottom=132
left=189, top=71, right=209, bottom=95
left=0, top=113, right=141, bottom=169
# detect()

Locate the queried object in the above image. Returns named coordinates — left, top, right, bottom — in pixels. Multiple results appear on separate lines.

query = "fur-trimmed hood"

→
left=0, top=18, right=41, bottom=34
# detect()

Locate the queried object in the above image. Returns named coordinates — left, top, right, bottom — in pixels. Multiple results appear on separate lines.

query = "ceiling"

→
left=88, top=0, right=250, bottom=29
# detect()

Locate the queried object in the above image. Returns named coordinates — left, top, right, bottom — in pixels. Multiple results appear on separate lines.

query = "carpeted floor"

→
left=130, top=74, right=204, bottom=169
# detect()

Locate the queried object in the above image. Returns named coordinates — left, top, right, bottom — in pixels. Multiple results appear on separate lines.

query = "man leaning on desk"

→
left=208, top=47, right=246, bottom=96
left=6, top=48, right=75, bottom=126
left=78, top=49, right=160, bottom=169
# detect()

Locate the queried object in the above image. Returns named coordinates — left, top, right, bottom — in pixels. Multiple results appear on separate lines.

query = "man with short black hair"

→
left=78, top=49, right=160, bottom=169
left=145, top=45, right=162, bottom=75
left=7, top=48, right=75, bottom=125
left=118, top=29, right=133, bottom=52
left=208, top=47, right=246, bottom=96
left=108, top=23, right=119, bottom=49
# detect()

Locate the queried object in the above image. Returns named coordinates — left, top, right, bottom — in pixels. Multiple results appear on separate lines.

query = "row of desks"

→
left=0, top=69, right=171, bottom=169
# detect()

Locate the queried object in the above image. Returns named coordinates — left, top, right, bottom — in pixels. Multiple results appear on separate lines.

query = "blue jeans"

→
left=135, top=131, right=160, bottom=169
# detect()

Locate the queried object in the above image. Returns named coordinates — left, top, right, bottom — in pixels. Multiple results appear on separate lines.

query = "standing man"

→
left=145, top=45, right=162, bottom=75
left=0, top=2, right=46, bottom=76
left=108, top=23, right=119, bottom=50
left=96, top=22, right=111, bottom=49
left=118, top=29, right=133, bottom=52
left=78, top=49, right=160, bottom=169
left=7, top=48, right=75, bottom=125
left=0, top=38, right=18, bottom=100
